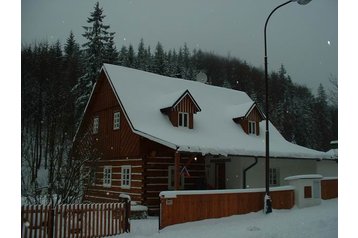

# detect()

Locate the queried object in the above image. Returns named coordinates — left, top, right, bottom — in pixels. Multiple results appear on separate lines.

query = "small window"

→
left=269, top=168, right=280, bottom=186
left=121, top=166, right=131, bottom=189
left=103, top=166, right=112, bottom=188
left=113, top=112, right=120, bottom=130
left=178, top=112, right=189, bottom=128
left=248, top=121, right=256, bottom=135
left=304, top=186, right=312, bottom=198
left=93, top=116, right=99, bottom=134
left=168, top=166, right=184, bottom=190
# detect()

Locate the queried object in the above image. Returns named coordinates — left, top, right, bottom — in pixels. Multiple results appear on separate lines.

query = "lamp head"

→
left=292, top=0, right=312, bottom=5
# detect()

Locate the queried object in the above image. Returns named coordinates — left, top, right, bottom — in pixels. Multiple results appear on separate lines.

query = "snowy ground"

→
left=116, top=199, right=338, bottom=238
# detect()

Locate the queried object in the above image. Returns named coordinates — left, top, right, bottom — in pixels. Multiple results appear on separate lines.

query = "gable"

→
left=73, top=70, right=141, bottom=158
left=160, top=90, right=201, bottom=114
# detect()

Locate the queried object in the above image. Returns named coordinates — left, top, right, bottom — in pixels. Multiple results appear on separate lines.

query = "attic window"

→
left=160, top=90, right=201, bottom=129
left=178, top=112, right=189, bottom=127
left=113, top=112, right=120, bottom=130
left=93, top=116, right=99, bottom=134
left=248, top=121, right=256, bottom=135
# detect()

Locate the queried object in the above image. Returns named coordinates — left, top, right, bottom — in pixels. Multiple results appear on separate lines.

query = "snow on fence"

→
left=21, top=201, right=130, bottom=238
left=159, top=186, right=295, bottom=230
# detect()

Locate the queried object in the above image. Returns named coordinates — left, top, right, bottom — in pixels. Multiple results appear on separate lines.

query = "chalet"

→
left=73, top=64, right=336, bottom=215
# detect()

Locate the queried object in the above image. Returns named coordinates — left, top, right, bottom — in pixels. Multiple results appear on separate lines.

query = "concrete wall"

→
left=206, top=156, right=320, bottom=189
left=316, top=160, right=338, bottom=177
left=205, top=156, right=337, bottom=190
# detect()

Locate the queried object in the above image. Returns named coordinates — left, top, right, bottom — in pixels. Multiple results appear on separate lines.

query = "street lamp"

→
left=263, top=0, right=312, bottom=214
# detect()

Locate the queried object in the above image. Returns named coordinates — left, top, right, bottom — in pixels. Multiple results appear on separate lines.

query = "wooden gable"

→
left=73, top=70, right=141, bottom=159
left=233, top=103, right=265, bottom=135
left=161, top=90, right=201, bottom=129
left=161, top=90, right=201, bottom=114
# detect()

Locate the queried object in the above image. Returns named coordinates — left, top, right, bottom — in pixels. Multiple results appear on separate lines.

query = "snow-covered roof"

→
left=102, top=64, right=327, bottom=159
left=325, top=149, right=338, bottom=160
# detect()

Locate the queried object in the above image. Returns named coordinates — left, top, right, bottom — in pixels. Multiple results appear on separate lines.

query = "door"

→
left=215, top=163, right=226, bottom=189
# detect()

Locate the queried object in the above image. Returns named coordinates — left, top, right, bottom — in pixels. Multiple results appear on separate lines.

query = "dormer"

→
left=160, top=90, right=201, bottom=129
left=232, top=102, right=265, bottom=135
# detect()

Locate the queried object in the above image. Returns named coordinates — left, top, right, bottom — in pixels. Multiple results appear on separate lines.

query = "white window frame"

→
left=93, top=116, right=99, bottom=134
left=178, top=112, right=189, bottom=128
left=269, top=168, right=280, bottom=186
left=248, top=120, right=256, bottom=135
left=103, top=166, right=112, bottom=188
left=113, top=112, right=120, bottom=130
left=168, top=166, right=184, bottom=190
left=121, top=165, right=131, bottom=189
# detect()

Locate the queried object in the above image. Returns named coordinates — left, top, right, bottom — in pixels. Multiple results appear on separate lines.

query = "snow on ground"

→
left=116, top=199, right=337, bottom=238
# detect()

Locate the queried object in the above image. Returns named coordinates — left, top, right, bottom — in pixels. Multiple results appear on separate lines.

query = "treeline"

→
left=21, top=2, right=337, bottom=203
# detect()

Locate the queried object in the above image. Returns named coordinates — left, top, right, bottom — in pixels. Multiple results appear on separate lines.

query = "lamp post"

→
left=263, top=0, right=311, bottom=214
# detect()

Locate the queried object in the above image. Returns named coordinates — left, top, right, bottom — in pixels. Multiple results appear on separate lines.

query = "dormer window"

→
left=248, top=121, right=256, bottom=135
left=178, top=112, right=189, bottom=127
left=161, top=90, right=201, bottom=129
left=232, top=102, right=264, bottom=136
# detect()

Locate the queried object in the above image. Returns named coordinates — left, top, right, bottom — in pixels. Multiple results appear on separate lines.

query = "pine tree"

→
left=127, top=44, right=135, bottom=68
left=63, top=31, right=82, bottom=137
left=153, top=42, right=166, bottom=75
left=118, top=45, right=128, bottom=66
left=104, top=32, right=119, bottom=64
left=73, top=1, right=117, bottom=124
left=313, top=84, right=333, bottom=150
left=135, top=38, right=146, bottom=70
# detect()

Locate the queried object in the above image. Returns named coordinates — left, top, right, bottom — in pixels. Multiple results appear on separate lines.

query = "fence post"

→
left=48, top=207, right=54, bottom=238
left=124, top=198, right=131, bottom=232
left=119, top=194, right=131, bottom=233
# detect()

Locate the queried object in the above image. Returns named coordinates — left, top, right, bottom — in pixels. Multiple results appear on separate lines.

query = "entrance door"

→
left=215, top=163, right=226, bottom=189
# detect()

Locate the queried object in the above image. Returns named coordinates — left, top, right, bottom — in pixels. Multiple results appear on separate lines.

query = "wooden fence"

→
left=21, top=201, right=130, bottom=238
left=159, top=187, right=295, bottom=229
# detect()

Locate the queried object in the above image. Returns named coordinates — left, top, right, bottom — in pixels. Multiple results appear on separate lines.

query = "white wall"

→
left=205, top=156, right=336, bottom=190
left=316, top=160, right=338, bottom=177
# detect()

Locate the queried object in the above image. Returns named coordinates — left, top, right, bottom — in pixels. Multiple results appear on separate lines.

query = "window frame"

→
left=269, top=168, right=280, bottom=186
left=93, top=116, right=99, bottom=134
left=178, top=112, right=189, bottom=128
left=168, top=166, right=184, bottom=190
left=113, top=111, right=120, bottom=130
left=103, top=166, right=112, bottom=188
left=248, top=120, right=256, bottom=135
left=121, top=165, right=131, bottom=189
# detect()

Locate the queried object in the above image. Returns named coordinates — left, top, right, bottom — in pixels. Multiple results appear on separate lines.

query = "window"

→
left=178, top=112, right=189, bottom=128
left=248, top=121, right=256, bottom=135
left=113, top=112, right=120, bottom=130
left=93, top=116, right=99, bottom=134
left=103, top=166, right=112, bottom=188
left=269, top=168, right=280, bottom=186
left=168, top=166, right=184, bottom=190
left=121, top=166, right=131, bottom=189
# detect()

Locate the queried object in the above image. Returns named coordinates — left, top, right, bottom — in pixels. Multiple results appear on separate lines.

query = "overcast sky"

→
left=21, top=0, right=337, bottom=93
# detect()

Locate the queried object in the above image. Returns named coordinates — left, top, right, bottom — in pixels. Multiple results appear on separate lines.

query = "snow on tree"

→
left=72, top=1, right=118, bottom=125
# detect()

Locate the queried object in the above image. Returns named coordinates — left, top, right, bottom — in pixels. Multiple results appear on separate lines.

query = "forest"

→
left=21, top=2, right=337, bottom=204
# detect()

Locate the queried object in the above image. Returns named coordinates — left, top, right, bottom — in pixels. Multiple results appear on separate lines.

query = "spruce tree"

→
left=153, top=42, right=166, bottom=75
left=73, top=1, right=116, bottom=124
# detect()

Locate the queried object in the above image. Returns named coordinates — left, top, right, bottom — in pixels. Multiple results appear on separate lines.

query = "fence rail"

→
left=21, top=201, right=130, bottom=238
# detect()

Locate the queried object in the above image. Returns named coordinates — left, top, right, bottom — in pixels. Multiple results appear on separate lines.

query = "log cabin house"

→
left=73, top=64, right=336, bottom=215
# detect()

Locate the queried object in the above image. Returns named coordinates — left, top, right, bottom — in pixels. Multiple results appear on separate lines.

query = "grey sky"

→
left=21, top=0, right=337, bottom=93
